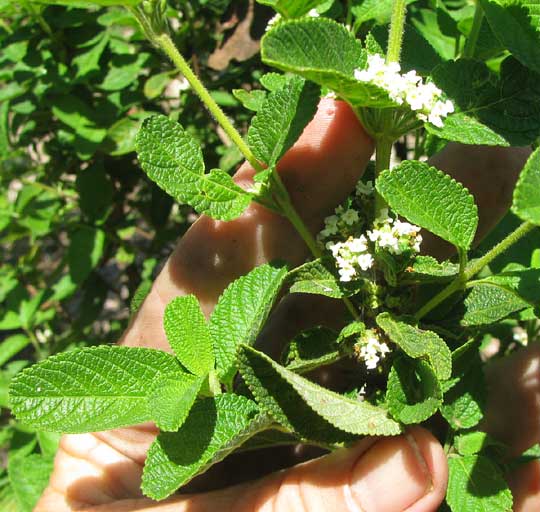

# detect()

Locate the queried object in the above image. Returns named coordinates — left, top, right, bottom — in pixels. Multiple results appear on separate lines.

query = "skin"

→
left=37, top=100, right=539, bottom=511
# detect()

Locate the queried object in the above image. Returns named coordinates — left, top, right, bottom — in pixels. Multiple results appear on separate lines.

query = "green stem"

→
left=416, top=222, right=536, bottom=321
left=462, top=1, right=484, bottom=59
left=386, top=0, right=408, bottom=63
left=374, top=138, right=393, bottom=214
left=153, top=33, right=264, bottom=173
left=20, top=0, right=54, bottom=38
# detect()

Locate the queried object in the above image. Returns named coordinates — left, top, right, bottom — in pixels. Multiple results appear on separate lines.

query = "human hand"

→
left=36, top=100, right=538, bottom=512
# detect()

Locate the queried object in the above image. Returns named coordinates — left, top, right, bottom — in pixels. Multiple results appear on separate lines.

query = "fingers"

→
left=80, top=427, right=447, bottom=512
left=121, top=99, right=373, bottom=350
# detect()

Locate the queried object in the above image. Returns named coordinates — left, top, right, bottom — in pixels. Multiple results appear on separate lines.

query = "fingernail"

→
left=350, top=433, right=431, bottom=511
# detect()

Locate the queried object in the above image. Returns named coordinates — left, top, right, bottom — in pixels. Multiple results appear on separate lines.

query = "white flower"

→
left=353, top=54, right=454, bottom=128
left=307, top=8, right=319, bottom=17
left=348, top=235, right=368, bottom=252
left=266, top=13, right=281, bottom=31
left=357, top=253, right=374, bottom=271
left=356, top=180, right=374, bottom=196
left=342, top=208, right=359, bottom=225
left=359, top=332, right=391, bottom=370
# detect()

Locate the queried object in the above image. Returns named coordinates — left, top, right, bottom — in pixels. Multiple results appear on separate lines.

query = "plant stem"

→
left=462, top=1, right=484, bottom=59
left=20, top=0, right=54, bottom=38
left=416, top=222, right=536, bottom=321
left=153, top=33, right=264, bottom=173
left=374, top=138, right=393, bottom=214
left=386, top=0, right=408, bottom=63
left=464, top=221, right=535, bottom=279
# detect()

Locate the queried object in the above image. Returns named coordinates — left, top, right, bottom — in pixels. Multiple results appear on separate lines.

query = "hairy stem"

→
left=374, top=138, right=393, bottom=214
left=416, top=222, right=536, bottom=321
left=462, top=1, right=484, bottom=59
left=387, top=0, right=408, bottom=63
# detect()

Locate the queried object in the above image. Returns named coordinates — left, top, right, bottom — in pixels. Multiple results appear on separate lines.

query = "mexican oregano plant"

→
left=9, top=0, right=540, bottom=509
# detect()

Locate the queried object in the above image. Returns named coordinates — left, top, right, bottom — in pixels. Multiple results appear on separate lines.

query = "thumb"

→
left=131, top=427, right=447, bottom=512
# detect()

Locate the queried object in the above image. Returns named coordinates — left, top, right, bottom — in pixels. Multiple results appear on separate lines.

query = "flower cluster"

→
left=266, top=8, right=319, bottom=32
left=358, top=331, right=391, bottom=370
left=328, top=235, right=374, bottom=282
left=354, top=54, right=454, bottom=127
left=367, top=209, right=422, bottom=255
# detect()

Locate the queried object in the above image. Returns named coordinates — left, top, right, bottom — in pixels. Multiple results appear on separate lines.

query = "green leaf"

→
left=232, top=88, right=267, bottom=111
left=480, top=0, right=540, bottom=73
left=431, top=57, right=540, bottom=146
left=144, top=72, right=171, bottom=100
left=248, top=75, right=319, bottom=167
left=135, top=115, right=251, bottom=221
left=447, top=455, right=513, bottom=512
left=73, top=32, right=109, bottom=79
left=9, top=346, right=182, bottom=433
left=441, top=368, right=485, bottom=430
left=386, top=357, right=442, bottom=424
left=164, top=295, right=214, bottom=376
left=287, top=259, right=345, bottom=298
left=0, top=335, right=30, bottom=367
left=376, top=313, right=452, bottom=380
left=261, top=18, right=395, bottom=108
left=257, top=0, right=328, bottom=18
left=284, top=327, right=340, bottom=374
left=0, top=101, right=9, bottom=158
left=148, top=373, right=204, bottom=432
left=461, top=284, right=530, bottom=326
left=403, top=256, right=459, bottom=283
left=76, top=164, right=114, bottom=224
left=454, top=431, right=504, bottom=456
left=8, top=454, right=54, bottom=512
left=210, top=263, right=288, bottom=384
left=68, top=226, right=106, bottom=284
left=238, top=344, right=401, bottom=438
left=474, top=267, right=540, bottom=307
left=376, top=160, right=478, bottom=250
left=352, top=0, right=416, bottom=26
left=142, top=394, right=260, bottom=500
left=512, top=148, right=540, bottom=225
left=30, top=0, right=140, bottom=5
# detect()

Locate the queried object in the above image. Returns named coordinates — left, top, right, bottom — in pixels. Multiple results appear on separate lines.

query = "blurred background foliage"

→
left=2, top=0, right=539, bottom=509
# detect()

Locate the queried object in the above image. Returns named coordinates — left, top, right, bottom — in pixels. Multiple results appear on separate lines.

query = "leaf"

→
left=135, top=115, right=251, bottom=221
left=461, top=284, right=529, bottom=326
left=148, top=373, right=205, bottom=432
left=376, top=160, right=478, bottom=250
left=475, top=267, right=540, bottom=307
left=0, top=101, right=9, bottom=158
left=232, top=88, right=267, bottom=111
left=376, top=313, right=452, bottom=380
left=142, top=394, right=260, bottom=500
left=287, top=259, right=344, bottom=298
left=164, top=295, right=215, bottom=376
left=30, top=0, right=140, bottom=5
left=446, top=455, right=513, bottom=512
left=76, top=164, right=114, bottom=224
left=257, top=0, right=328, bottom=18
left=431, top=57, right=540, bottom=146
left=403, top=256, right=459, bottom=283
left=144, top=72, right=171, bottom=100
left=480, top=0, right=540, bottom=73
left=261, top=18, right=396, bottom=108
left=454, top=432, right=504, bottom=457
left=210, top=263, right=287, bottom=384
left=9, top=346, right=182, bottom=433
left=238, top=344, right=401, bottom=438
left=0, top=335, right=30, bottom=367
left=8, top=454, right=54, bottom=512
left=441, top=368, right=485, bottom=430
left=386, top=357, right=442, bottom=424
left=284, top=327, right=340, bottom=374
left=68, top=226, right=106, bottom=284
left=512, top=148, right=540, bottom=225
left=73, top=32, right=109, bottom=79
left=247, top=75, right=320, bottom=167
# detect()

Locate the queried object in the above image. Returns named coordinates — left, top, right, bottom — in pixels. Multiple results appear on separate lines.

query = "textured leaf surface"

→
left=480, top=0, right=540, bottom=73
left=512, top=148, right=540, bottom=225
left=447, top=455, right=513, bottom=512
left=461, top=284, right=529, bottom=326
left=136, top=116, right=250, bottom=221
left=210, top=263, right=287, bottom=383
left=475, top=268, right=540, bottom=307
left=261, top=18, right=395, bottom=108
left=248, top=76, right=319, bottom=167
left=377, top=313, right=451, bottom=380
left=386, top=358, right=442, bottom=424
left=148, top=373, right=204, bottom=432
left=403, top=256, right=458, bottom=283
left=288, top=259, right=345, bottom=298
left=454, top=432, right=502, bottom=456
left=238, top=345, right=401, bottom=438
left=142, top=394, right=259, bottom=500
left=432, top=57, right=540, bottom=146
left=441, top=369, right=485, bottom=430
left=8, top=454, right=54, bottom=512
left=10, top=346, right=181, bottom=433
left=164, top=295, right=214, bottom=376
left=376, top=160, right=478, bottom=250
left=257, top=0, right=327, bottom=18
left=284, top=327, right=340, bottom=374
